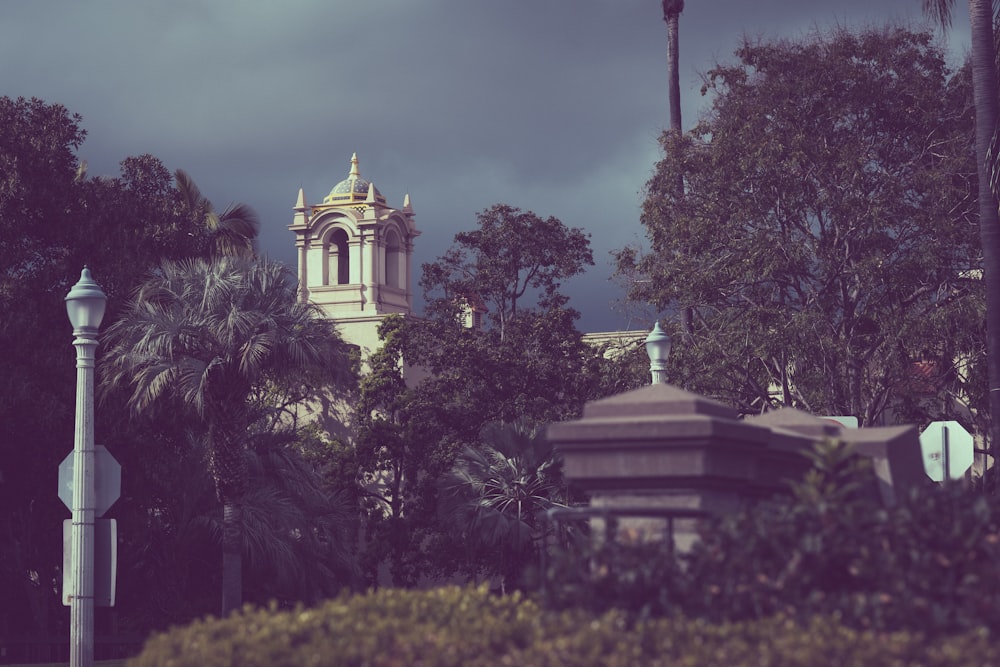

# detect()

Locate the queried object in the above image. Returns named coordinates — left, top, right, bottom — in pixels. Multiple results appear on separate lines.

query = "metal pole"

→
left=942, top=424, right=950, bottom=483
left=66, top=268, right=104, bottom=667
left=69, top=325, right=98, bottom=667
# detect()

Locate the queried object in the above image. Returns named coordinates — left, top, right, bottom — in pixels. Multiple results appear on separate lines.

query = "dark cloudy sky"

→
left=2, top=1, right=969, bottom=332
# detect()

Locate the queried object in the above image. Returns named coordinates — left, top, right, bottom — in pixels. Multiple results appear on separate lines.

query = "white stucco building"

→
left=289, top=154, right=419, bottom=357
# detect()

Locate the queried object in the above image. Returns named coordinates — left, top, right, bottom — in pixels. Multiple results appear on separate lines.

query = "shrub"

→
left=127, top=586, right=998, bottom=666
left=681, top=473, right=1000, bottom=634
left=127, top=586, right=542, bottom=667
left=542, top=441, right=1000, bottom=637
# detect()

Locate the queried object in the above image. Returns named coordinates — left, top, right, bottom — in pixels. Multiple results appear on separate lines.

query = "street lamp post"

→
left=65, top=267, right=106, bottom=667
left=645, top=322, right=671, bottom=385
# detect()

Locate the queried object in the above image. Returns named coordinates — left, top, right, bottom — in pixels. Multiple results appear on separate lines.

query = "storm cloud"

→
left=1, top=0, right=965, bottom=331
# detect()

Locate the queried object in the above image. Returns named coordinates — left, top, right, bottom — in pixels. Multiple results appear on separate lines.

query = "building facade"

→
left=289, top=153, right=419, bottom=356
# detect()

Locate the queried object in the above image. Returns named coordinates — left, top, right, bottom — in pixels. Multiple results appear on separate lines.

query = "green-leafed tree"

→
left=592, top=339, right=652, bottom=397
left=111, top=423, right=359, bottom=631
left=353, top=205, right=599, bottom=585
left=100, top=257, right=356, bottom=616
left=617, top=26, right=982, bottom=426
left=0, top=97, right=89, bottom=638
left=420, top=204, right=593, bottom=341
left=238, top=430, right=359, bottom=605
left=353, top=314, right=443, bottom=587
left=413, top=204, right=598, bottom=430
left=920, top=0, right=1000, bottom=476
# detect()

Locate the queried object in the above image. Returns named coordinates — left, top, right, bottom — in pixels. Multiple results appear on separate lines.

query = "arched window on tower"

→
left=326, top=228, right=350, bottom=285
left=385, top=228, right=402, bottom=289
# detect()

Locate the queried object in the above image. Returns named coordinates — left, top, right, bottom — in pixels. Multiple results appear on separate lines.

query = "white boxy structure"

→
left=289, top=153, right=420, bottom=357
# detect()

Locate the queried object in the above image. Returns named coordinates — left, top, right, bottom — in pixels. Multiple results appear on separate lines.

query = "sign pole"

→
left=920, top=421, right=974, bottom=483
left=942, top=425, right=950, bottom=483
left=65, top=269, right=106, bottom=667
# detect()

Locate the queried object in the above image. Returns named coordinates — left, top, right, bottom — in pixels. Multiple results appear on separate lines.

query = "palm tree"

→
left=101, top=257, right=355, bottom=615
left=922, top=0, right=1000, bottom=477
left=175, top=169, right=260, bottom=258
left=440, top=420, right=569, bottom=592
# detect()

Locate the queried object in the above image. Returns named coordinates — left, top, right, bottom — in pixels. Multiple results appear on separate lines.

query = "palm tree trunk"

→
left=968, top=0, right=1000, bottom=476
left=208, top=400, right=250, bottom=616
left=664, top=1, right=692, bottom=333
left=221, top=499, right=243, bottom=615
left=666, top=9, right=682, bottom=138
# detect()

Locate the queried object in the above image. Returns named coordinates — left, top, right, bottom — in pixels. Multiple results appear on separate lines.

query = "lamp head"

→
left=65, top=267, right=107, bottom=334
left=645, top=322, right=671, bottom=366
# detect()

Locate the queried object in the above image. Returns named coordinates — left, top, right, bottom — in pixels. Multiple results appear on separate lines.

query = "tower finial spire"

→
left=349, top=152, right=360, bottom=179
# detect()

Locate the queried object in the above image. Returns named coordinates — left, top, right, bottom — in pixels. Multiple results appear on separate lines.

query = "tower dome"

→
left=323, top=153, right=386, bottom=204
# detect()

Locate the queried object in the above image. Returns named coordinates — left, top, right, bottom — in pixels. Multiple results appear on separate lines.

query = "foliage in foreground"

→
left=127, top=585, right=995, bottom=667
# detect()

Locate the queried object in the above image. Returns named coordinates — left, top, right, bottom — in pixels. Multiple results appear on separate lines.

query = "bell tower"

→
left=289, top=153, right=419, bottom=353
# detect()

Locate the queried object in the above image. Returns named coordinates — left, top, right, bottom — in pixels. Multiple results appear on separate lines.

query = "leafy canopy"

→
left=421, top=203, right=593, bottom=340
left=617, top=26, right=981, bottom=424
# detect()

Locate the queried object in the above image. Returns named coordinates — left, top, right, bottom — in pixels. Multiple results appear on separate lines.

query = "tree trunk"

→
left=207, top=397, right=249, bottom=616
left=665, top=4, right=692, bottom=334
left=221, top=499, right=243, bottom=615
left=666, top=10, right=682, bottom=137
left=969, top=0, right=1000, bottom=477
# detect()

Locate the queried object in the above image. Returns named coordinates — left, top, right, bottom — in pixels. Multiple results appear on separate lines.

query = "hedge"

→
left=542, top=442, right=1000, bottom=637
left=127, top=585, right=995, bottom=667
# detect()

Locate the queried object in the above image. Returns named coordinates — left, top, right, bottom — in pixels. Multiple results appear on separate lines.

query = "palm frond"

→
left=99, top=255, right=357, bottom=494
left=211, top=204, right=260, bottom=258
left=218, top=203, right=261, bottom=239
left=174, top=170, right=259, bottom=258
left=174, top=168, right=205, bottom=214
left=130, top=362, right=180, bottom=414
left=661, top=0, right=684, bottom=18
left=921, top=0, right=954, bottom=28
left=440, top=419, right=570, bottom=583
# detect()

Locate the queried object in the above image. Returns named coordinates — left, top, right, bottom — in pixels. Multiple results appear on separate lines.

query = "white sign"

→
left=919, top=421, right=974, bottom=482
left=63, top=518, right=117, bottom=606
left=58, top=445, right=122, bottom=517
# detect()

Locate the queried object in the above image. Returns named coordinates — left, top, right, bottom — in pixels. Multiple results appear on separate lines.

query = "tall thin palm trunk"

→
left=664, top=2, right=683, bottom=138
left=968, top=0, right=1000, bottom=477
left=209, top=397, right=250, bottom=615
left=663, top=0, right=691, bottom=332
